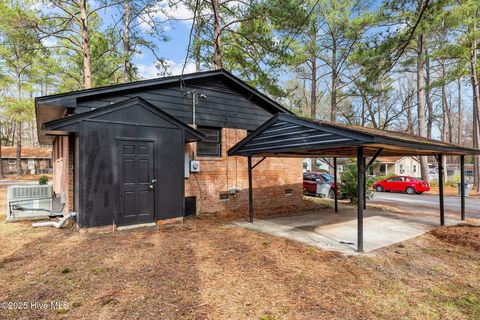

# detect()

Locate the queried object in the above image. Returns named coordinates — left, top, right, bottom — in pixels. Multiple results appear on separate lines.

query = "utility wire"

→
left=180, top=0, right=200, bottom=91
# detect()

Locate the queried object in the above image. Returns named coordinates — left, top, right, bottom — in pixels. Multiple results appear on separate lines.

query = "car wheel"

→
left=328, top=189, right=335, bottom=199
left=406, top=186, right=415, bottom=194
left=375, top=185, right=384, bottom=192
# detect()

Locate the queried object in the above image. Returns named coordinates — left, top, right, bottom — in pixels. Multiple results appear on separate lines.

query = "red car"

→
left=303, top=173, right=338, bottom=198
left=373, top=175, right=430, bottom=195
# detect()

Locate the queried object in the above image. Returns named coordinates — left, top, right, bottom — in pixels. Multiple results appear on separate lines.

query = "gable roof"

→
left=1, top=147, right=52, bottom=159
left=36, top=69, right=292, bottom=114
left=228, top=113, right=480, bottom=157
left=44, top=97, right=205, bottom=142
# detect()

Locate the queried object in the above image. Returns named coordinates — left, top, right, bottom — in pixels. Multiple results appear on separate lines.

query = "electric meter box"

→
left=190, top=160, right=200, bottom=173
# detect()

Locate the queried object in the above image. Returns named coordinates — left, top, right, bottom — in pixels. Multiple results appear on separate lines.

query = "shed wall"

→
left=78, top=118, right=185, bottom=228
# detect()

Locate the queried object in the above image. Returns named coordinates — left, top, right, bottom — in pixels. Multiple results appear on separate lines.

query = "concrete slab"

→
left=233, top=208, right=461, bottom=255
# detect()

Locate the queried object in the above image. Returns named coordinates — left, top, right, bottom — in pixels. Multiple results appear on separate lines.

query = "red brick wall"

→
left=185, top=128, right=314, bottom=219
left=52, top=136, right=74, bottom=212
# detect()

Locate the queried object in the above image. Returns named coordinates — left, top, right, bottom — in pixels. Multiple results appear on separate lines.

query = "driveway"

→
left=234, top=208, right=462, bottom=255
left=369, top=192, right=480, bottom=219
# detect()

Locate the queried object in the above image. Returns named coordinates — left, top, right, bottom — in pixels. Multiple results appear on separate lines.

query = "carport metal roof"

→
left=228, top=113, right=480, bottom=157
left=228, top=113, right=480, bottom=253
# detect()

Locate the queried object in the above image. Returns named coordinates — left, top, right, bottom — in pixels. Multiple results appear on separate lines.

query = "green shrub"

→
left=340, top=163, right=375, bottom=203
left=429, top=179, right=439, bottom=188
left=38, top=175, right=49, bottom=185
left=446, top=174, right=461, bottom=187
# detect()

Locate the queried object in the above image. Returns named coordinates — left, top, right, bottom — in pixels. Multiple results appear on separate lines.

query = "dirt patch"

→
left=427, top=186, right=480, bottom=198
left=431, top=225, right=480, bottom=250
left=1, top=174, right=52, bottom=181
left=1, top=189, right=480, bottom=319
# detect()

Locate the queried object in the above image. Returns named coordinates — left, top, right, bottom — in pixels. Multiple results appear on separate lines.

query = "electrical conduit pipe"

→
left=32, top=212, right=76, bottom=229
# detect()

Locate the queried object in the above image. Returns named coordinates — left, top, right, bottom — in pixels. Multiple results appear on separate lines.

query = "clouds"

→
left=166, top=60, right=197, bottom=75
left=156, top=2, right=193, bottom=23
left=137, top=60, right=196, bottom=79
left=137, top=63, right=160, bottom=79
left=138, top=1, right=194, bottom=31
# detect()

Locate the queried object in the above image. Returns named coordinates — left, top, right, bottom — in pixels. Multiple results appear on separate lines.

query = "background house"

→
left=1, top=147, right=52, bottom=176
left=371, top=156, right=420, bottom=177
left=303, top=158, right=330, bottom=172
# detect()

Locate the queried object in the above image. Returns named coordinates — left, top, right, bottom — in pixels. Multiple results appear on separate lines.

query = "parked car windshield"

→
left=320, top=173, right=334, bottom=182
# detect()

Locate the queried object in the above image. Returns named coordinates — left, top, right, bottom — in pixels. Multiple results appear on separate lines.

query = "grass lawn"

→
left=1, top=187, right=480, bottom=319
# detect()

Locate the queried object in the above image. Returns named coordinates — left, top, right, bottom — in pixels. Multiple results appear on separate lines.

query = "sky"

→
left=123, top=3, right=197, bottom=79
left=32, top=1, right=472, bottom=141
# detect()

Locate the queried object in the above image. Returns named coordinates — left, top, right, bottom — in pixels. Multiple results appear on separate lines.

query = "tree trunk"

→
left=330, top=40, right=337, bottom=123
left=15, top=72, right=23, bottom=178
left=417, top=34, right=429, bottom=181
left=211, top=0, right=223, bottom=69
left=441, top=62, right=448, bottom=182
left=470, top=45, right=480, bottom=191
left=457, top=79, right=462, bottom=145
left=441, top=61, right=448, bottom=143
left=79, top=0, right=92, bottom=88
left=310, top=27, right=317, bottom=121
left=123, top=0, right=132, bottom=82
left=447, top=96, right=453, bottom=144
left=425, top=56, right=434, bottom=139
left=407, top=83, right=413, bottom=134
left=359, top=84, right=378, bottom=128
left=194, top=0, right=203, bottom=72
left=15, top=124, right=22, bottom=178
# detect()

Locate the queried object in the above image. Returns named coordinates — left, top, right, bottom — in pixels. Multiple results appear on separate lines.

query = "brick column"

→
left=53, top=136, right=75, bottom=212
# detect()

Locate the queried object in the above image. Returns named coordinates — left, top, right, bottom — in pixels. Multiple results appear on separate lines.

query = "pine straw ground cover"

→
left=0, top=188, right=480, bottom=319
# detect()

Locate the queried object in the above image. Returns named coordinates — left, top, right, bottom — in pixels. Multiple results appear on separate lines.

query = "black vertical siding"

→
left=75, top=80, right=275, bottom=130
left=78, top=105, right=185, bottom=227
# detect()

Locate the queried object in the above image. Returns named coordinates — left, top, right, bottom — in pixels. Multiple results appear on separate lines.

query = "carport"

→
left=228, top=113, right=480, bottom=252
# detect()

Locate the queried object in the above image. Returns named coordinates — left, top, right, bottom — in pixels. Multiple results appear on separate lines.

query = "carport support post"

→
left=334, top=157, right=338, bottom=213
left=363, top=157, right=367, bottom=210
left=357, top=147, right=365, bottom=252
left=460, top=155, right=465, bottom=221
left=438, top=154, right=445, bottom=226
left=248, top=156, right=254, bottom=223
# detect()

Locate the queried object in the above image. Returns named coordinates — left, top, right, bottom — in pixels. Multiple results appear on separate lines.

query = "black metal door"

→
left=118, top=140, right=155, bottom=225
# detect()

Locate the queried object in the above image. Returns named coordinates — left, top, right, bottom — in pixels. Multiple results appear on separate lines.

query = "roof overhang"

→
left=228, top=114, right=480, bottom=158
left=43, top=97, right=205, bottom=143
left=36, top=69, right=294, bottom=144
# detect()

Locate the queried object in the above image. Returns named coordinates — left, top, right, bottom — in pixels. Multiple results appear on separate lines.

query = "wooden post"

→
left=248, top=156, right=254, bottom=223
left=334, top=157, right=338, bottom=213
left=357, top=147, right=364, bottom=252
left=438, top=154, right=445, bottom=226
left=460, top=155, right=466, bottom=221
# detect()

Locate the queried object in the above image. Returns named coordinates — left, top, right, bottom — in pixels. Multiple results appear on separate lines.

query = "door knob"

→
left=149, top=184, right=155, bottom=190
